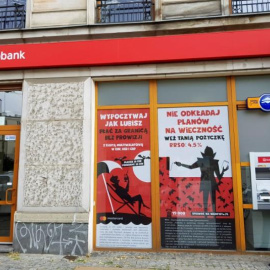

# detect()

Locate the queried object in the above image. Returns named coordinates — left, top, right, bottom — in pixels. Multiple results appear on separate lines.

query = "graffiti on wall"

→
left=14, top=223, right=88, bottom=255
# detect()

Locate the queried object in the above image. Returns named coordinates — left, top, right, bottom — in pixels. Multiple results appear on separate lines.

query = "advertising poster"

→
left=158, top=106, right=235, bottom=250
left=96, top=109, right=152, bottom=248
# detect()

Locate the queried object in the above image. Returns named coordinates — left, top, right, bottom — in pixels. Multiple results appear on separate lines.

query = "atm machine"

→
left=250, top=153, right=270, bottom=210
left=245, top=153, right=270, bottom=249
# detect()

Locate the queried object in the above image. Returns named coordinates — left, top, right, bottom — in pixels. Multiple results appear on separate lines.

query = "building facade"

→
left=0, top=0, right=270, bottom=255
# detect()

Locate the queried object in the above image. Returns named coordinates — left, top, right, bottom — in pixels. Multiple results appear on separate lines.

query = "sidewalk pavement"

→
left=0, top=251, right=270, bottom=270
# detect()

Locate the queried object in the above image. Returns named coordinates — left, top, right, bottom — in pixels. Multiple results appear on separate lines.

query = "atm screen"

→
left=255, top=168, right=270, bottom=180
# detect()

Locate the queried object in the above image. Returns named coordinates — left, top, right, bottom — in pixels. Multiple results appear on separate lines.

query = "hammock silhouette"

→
left=106, top=182, right=138, bottom=215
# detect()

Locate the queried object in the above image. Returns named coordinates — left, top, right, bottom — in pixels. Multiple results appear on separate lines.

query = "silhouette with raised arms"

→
left=175, top=146, right=229, bottom=213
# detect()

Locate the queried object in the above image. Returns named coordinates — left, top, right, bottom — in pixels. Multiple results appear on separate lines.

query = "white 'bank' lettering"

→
left=0, top=51, right=26, bottom=61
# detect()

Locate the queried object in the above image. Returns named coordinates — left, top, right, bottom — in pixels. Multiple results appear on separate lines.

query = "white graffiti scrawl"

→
left=14, top=223, right=88, bottom=255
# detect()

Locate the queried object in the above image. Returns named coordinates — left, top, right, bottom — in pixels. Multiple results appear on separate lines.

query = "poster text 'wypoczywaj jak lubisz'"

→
left=97, top=109, right=152, bottom=249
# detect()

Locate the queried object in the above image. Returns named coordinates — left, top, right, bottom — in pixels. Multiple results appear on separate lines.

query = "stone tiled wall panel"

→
left=25, top=122, right=48, bottom=164
left=24, top=165, right=82, bottom=207
left=25, top=121, right=83, bottom=165
left=28, top=83, right=84, bottom=120
left=23, top=81, right=85, bottom=208
left=47, top=121, right=83, bottom=164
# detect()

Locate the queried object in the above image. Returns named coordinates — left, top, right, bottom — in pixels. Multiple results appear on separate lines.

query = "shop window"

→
left=0, top=86, right=21, bottom=242
left=96, top=81, right=152, bottom=249
left=235, top=74, right=270, bottom=251
left=157, top=77, right=227, bottom=104
left=96, top=107, right=152, bottom=249
left=237, top=110, right=269, bottom=162
left=95, top=77, right=270, bottom=252
left=232, top=0, right=270, bottom=14
left=98, top=81, right=149, bottom=106
left=96, top=0, right=154, bottom=23
left=241, top=166, right=252, bottom=204
left=0, top=91, right=22, bottom=125
left=0, top=0, right=26, bottom=30
left=245, top=210, right=270, bottom=250
left=158, top=105, right=235, bottom=250
left=236, top=75, right=270, bottom=162
left=236, top=75, right=270, bottom=100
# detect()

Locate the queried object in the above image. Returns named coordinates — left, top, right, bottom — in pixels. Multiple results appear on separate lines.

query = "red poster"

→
left=96, top=109, right=152, bottom=248
left=158, top=107, right=235, bottom=250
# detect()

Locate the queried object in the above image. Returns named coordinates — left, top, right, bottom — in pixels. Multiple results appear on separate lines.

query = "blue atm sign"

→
left=259, top=94, right=270, bottom=112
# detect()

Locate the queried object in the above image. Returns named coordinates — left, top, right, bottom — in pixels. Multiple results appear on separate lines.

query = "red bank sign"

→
left=1, top=29, right=270, bottom=70
left=258, top=157, right=270, bottom=163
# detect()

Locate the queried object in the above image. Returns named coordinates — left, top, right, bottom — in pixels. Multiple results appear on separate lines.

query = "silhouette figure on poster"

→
left=110, top=173, right=150, bottom=215
left=175, top=146, right=229, bottom=212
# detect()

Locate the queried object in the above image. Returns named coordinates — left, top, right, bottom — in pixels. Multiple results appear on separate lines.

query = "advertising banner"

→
left=158, top=106, right=235, bottom=250
left=96, top=109, right=152, bottom=248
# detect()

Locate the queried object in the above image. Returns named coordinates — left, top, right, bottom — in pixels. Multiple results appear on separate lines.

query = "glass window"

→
left=0, top=0, right=26, bottom=4
left=0, top=0, right=26, bottom=30
left=0, top=134, right=16, bottom=202
left=241, top=167, right=252, bottom=204
left=236, top=75, right=270, bottom=101
left=157, top=77, right=227, bottom=104
left=97, top=0, right=153, bottom=23
left=98, top=81, right=149, bottom=106
left=96, top=108, right=152, bottom=249
left=0, top=91, right=22, bottom=125
left=158, top=106, right=235, bottom=250
left=245, top=210, right=270, bottom=251
left=0, top=134, right=16, bottom=237
left=237, top=110, right=270, bottom=162
left=232, top=1, right=270, bottom=14
left=0, top=205, right=11, bottom=236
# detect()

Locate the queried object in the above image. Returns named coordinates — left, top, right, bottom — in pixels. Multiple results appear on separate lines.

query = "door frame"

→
left=0, top=126, right=20, bottom=243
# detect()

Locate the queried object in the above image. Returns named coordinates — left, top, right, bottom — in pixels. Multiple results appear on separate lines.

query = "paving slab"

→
left=75, top=268, right=149, bottom=270
left=0, top=245, right=13, bottom=253
left=0, top=251, right=269, bottom=270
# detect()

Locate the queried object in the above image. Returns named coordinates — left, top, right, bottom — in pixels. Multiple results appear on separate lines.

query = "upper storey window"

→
left=0, top=0, right=26, bottom=30
left=232, top=0, right=270, bottom=14
left=96, top=0, right=154, bottom=23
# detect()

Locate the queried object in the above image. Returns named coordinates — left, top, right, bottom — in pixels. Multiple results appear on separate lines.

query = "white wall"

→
left=25, top=0, right=230, bottom=29
left=162, top=0, right=222, bottom=20
left=28, top=0, right=88, bottom=28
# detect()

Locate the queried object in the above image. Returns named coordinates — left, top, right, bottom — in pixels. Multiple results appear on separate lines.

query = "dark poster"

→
left=158, top=107, right=235, bottom=250
left=96, top=109, right=152, bottom=248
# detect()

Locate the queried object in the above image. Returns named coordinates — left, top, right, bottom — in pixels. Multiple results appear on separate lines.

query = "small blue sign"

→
left=5, top=135, right=16, bottom=141
left=259, top=94, right=270, bottom=112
